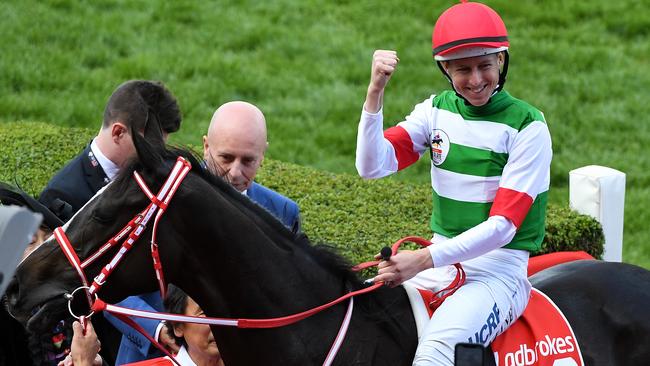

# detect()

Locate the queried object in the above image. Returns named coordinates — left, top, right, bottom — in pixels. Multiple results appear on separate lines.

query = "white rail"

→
left=569, top=165, right=626, bottom=262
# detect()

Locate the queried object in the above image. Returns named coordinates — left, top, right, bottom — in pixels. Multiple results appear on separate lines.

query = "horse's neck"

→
left=197, top=240, right=349, bottom=316
left=204, top=285, right=418, bottom=366
left=171, top=190, right=417, bottom=364
left=181, top=233, right=353, bottom=364
left=178, top=199, right=347, bottom=316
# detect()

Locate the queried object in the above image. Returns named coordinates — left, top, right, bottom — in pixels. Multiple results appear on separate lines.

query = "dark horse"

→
left=6, top=136, right=650, bottom=365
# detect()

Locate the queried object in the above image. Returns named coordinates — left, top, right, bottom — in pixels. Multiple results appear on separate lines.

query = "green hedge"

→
left=0, top=122, right=604, bottom=264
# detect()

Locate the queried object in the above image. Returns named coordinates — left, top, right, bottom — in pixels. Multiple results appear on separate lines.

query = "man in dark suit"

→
left=202, top=101, right=300, bottom=233
left=37, top=80, right=183, bottom=365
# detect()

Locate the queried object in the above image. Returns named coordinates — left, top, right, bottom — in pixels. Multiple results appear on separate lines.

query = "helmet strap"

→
left=495, top=50, right=509, bottom=93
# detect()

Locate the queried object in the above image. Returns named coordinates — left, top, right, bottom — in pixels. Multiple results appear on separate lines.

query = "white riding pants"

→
left=407, top=247, right=531, bottom=366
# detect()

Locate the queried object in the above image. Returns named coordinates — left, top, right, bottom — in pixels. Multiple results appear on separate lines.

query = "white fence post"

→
left=569, top=165, right=626, bottom=262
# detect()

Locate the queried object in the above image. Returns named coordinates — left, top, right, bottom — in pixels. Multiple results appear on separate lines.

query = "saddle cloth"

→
left=405, top=285, right=585, bottom=366
left=125, top=357, right=174, bottom=365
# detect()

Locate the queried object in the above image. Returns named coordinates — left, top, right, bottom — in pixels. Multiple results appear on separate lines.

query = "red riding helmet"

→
left=432, top=0, right=509, bottom=61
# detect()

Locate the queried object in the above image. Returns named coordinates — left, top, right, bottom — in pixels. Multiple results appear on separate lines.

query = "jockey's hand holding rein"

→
left=373, top=216, right=518, bottom=288
left=375, top=249, right=433, bottom=287
left=364, top=50, right=399, bottom=114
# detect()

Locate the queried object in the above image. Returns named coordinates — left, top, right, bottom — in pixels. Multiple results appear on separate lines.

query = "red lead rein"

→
left=95, top=236, right=463, bottom=328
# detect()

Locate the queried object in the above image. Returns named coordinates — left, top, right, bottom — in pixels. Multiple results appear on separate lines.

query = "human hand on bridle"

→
left=58, top=320, right=102, bottom=366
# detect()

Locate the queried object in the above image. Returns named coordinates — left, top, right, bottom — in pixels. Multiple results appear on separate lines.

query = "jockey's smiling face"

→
left=203, top=101, right=268, bottom=192
left=442, top=52, right=504, bottom=107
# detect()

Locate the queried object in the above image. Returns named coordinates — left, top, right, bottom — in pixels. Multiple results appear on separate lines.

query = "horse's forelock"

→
left=130, top=125, right=165, bottom=174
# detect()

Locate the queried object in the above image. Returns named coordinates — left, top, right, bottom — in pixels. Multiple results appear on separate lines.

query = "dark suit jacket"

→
left=0, top=307, right=32, bottom=366
left=39, top=144, right=110, bottom=220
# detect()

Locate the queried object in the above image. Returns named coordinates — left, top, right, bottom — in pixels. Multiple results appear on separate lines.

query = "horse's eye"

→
left=92, top=214, right=113, bottom=224
left=90, top=200, right=122, bottom=224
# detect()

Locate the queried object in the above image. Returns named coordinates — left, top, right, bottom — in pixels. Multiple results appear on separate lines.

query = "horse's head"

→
left=7, top=125, right=365, bottom=366
left=4, top=129, right=195, bottom=333
left=4, top=126, right=297, bottom=331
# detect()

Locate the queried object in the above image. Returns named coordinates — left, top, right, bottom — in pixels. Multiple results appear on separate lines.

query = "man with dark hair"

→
left=39, top=80, right=181, bottom=220
left=37, top=80, right=183, bottom=365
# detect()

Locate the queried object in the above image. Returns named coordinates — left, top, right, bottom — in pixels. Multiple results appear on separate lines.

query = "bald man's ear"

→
left=259, top=141, right=268, bottom=167
left=202, top=135, right=210, bottom=161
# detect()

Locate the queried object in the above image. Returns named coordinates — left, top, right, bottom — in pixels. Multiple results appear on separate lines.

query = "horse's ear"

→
left=131, top=124, right=165, bottom=172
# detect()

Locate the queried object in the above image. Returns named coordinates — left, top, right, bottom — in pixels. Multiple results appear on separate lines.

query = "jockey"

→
left=355, top=1, right=552, bottom=365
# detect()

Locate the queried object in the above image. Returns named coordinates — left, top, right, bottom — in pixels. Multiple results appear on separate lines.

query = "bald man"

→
left=203, top=101, right=301, bottom=233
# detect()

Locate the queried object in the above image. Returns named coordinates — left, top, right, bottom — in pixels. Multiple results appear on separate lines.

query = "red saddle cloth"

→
left=413, top=249, right=594, bottom=366
left=527, top=251, right=594, bottom=277
left=124, top=357, right=174, bottom=365
left=490, top=288, right=584, bottom=366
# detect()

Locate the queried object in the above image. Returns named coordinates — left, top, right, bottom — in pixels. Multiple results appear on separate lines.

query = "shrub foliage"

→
left=0, top=122, right=603, bottom=264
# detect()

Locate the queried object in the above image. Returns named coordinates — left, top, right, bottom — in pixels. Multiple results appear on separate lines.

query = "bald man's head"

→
left=203, top=101, right=268, bottom=192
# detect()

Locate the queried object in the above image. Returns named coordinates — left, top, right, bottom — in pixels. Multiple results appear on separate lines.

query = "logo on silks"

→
left=429, top=129, right=450, bottom=165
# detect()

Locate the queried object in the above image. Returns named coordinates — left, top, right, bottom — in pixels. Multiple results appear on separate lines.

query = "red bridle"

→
left=54, top=156, right=192, bottom=308
left=53, top=156, right=466, bottom=365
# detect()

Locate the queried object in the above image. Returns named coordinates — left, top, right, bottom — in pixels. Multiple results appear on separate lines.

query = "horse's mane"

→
left=107, top=131, right=362, bottom=287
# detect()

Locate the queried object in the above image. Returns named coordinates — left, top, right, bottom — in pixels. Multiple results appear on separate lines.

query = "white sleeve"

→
left=428, top=215, right=517, bottom=267
left=355, top=108, right=399, bottom=179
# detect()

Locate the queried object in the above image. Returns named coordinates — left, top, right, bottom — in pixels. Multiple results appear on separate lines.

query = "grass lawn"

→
left=1, top=0, right=648, bottom=268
